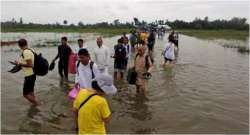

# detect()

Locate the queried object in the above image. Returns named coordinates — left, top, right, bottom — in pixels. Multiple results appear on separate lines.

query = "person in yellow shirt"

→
left=14, top=39, right=38, bottom=105
left=140, top=30, right=148, bottom=44
left=73, top=74, right=117, bottom=134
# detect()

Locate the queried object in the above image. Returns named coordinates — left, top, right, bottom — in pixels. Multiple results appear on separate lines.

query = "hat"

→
left=95, top=74, right=117, bottom=95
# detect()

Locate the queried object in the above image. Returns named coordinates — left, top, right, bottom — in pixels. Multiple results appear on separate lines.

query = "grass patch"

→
left=177, top=29, right=249, bottom=41
left=238, top=46, right=249, bottom=53
left=1, top=27, right=132, bottom=37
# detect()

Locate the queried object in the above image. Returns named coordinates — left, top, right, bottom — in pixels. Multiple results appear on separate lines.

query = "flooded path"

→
left=1, top=33, right=249, bottom=134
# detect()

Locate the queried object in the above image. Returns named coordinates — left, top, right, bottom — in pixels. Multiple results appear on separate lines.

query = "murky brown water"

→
left=1, top=32, right=249, bottom=134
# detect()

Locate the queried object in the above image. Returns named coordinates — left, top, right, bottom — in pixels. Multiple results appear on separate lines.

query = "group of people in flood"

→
left=11, top=29, right=179, bottom=134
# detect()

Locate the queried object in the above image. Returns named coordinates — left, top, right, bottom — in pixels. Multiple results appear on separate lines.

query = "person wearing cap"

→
left=93, top=37, right=109, bottom=74
left=73, top=74, right=117, bottom=134
left=75, top=48, right=100, bottom=89
left=134, top=43, right=153, bottom=94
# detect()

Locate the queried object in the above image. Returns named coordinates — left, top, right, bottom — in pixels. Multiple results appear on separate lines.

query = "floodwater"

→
left=1, top=32, right=249, bottom=134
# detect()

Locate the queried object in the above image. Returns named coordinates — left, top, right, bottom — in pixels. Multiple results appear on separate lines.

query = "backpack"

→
left=114, top=44, right=126, bottom=60
left=135, top=54, right=153, bottom=70
left=22, top=49, right=49, bottom=76
left=76, top=61, right=95, bottom=79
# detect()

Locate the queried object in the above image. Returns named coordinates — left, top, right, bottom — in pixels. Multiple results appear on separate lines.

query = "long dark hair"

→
left=92, top=81, right=104, bottom=93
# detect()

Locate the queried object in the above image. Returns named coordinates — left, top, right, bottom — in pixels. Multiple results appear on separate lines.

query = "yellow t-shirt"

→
left=140, top=32, right=148, bottom=43
left=73, top=89, right=111, bottom=134
left=21, top=49, right=34, bottom=77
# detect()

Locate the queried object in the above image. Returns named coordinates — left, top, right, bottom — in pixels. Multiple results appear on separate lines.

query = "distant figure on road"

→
left=129, top=30, right=138, bottom=51
left=147, top=31, right=156, bottom=54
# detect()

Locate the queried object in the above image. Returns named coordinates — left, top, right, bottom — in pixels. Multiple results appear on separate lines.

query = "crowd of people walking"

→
left=10, top=29, right=179, bottom=134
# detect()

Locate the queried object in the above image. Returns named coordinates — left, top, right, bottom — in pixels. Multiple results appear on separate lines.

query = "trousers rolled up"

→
left=58, top=60, right=69, bottom=79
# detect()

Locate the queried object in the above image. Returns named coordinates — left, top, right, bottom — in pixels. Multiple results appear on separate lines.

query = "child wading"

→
left=113, top=38, right=127, bottom=80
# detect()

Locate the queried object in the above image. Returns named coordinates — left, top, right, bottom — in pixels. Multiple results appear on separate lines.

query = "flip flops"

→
left=142, top=72, right=152, bottom=80
left=49, top=61, right=55, bottom=71
left=8, top=64, right=22, bottom=73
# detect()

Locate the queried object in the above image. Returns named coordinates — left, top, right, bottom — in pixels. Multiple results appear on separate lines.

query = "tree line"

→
left=1, top=17, right=249, bottom=31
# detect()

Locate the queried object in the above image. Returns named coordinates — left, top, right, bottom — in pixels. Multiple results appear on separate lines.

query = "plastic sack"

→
left=68, top=53, right=78, bottom=74
left=68, top=85, right=80, bottom=100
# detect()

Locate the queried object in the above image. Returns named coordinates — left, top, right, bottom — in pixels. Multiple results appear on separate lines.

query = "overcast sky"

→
left=1, top=0, right=249, bottom=24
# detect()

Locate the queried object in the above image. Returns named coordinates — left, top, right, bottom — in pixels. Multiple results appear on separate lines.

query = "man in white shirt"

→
left=75, top=49, right=100, bottom=89
left=93, top=37, right=109, bottom=74
left=123, top=37, right=131, bottom=70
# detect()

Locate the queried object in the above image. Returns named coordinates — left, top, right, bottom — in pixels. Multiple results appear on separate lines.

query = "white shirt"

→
left=164, top=42, right=175, bottom=60
left=74, top=46, right=87, bottom=54
left=123, top=44, right=131, bottom=58
left=75, top=60, right=100, bottom=89
left=93, top=45, right=109, bottom=70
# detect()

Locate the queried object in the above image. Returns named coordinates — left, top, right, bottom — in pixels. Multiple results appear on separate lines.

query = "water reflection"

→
left=1, top=33, right=249, bottom=134
left=128, top=94, right=151, bottom=121
left=27, top=105, right=40, bottom=119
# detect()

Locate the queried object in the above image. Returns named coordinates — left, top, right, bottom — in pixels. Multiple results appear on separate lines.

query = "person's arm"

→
left=103, top=114, right=111, bottom=123
left=105, top=47, right=109, bottom=66
left=93, top=63, right=101, bottom=77
left=147, top=56, right=153, bottom=73
left=16, top=59, right=32, bottom=67
left=93, top=49, right=97, bottom=63
left=53, top=46, right=60, bottom=62
left=72, top=108, right=79, bottom=131
left=99, top=100, right=112, bottom=124
left=111, top=46, right=116, bottom=58
left=75, top=63, right=79, bottom=87
left=72, top=98, right=80, bottom=131
left=16, top=50, right=33, bottom=67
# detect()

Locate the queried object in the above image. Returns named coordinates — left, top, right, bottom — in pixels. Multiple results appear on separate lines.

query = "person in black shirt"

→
left=52, top=37, right=72, bottom=80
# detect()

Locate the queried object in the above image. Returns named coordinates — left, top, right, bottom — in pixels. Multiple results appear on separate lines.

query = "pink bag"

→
left=68, top=85, right=80, bottom=100
left=68, top=53, right=78, bottom=74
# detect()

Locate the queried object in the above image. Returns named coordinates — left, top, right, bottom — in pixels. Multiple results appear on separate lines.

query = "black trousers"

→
left=58, top=60, right=69, bottom=79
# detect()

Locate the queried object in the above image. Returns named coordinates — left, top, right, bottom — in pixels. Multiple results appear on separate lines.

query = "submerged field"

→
left=1, top=32, right=249, bottom=134
left=177, top=29, right=249, bottom=53
left=1, top=27, right=132, bottom=37
left=177, top=29, right=249, bottom=41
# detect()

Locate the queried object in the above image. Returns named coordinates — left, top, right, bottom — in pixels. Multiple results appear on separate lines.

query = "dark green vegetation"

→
left=178, top=29, right=249, bottom=41
left=167, top=17, right=249, bottom=30
left=1, top=17, right=248, bottom=34
left=1, top=26, right=132, bottom=37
